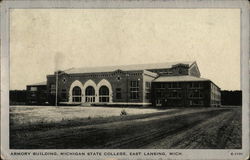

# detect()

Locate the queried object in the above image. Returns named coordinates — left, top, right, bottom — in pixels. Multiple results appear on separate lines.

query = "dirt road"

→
left=10, top=107, right=241, bottom=149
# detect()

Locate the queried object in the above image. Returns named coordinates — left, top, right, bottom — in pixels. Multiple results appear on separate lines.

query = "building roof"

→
left=153, top=75, right=209, bottom=82
left=28, top=81, right=47, bottom=86
left=65, top=61, right=195, bottom=74
left=143, top=70, right=158, bottom=77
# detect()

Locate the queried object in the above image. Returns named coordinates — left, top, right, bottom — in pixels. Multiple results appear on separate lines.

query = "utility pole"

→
left=54, top=68, right=74, bottom=107
left=55, top=71, right=58, bottom=107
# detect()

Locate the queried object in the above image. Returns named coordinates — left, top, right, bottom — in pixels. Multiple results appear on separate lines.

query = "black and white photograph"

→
left=1, top=0, right=249, bottom=160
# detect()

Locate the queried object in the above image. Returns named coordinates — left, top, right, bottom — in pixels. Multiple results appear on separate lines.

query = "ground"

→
left=10, top=106, right=170, bottom=125
left=9, top=105, right=242, bottom=149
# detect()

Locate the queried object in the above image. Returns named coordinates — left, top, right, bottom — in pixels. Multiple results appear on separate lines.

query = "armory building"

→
left=45, top=61, right=221, bottom=107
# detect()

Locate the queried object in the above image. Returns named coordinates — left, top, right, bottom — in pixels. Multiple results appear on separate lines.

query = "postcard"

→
left=1, top=0, right=249, bottom=160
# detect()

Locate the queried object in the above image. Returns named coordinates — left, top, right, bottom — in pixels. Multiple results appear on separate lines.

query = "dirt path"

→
left=144, top=108, right=241, bottom=149
left=10, top=107, right=241, bottom=149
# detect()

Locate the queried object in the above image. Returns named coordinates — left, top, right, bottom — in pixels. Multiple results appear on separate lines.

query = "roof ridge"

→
left=75, top=61, right=195, bottom=70
left=153, top=75, right=209, bottom=82
left=64, top=61, right=196, bottom=74
left=28, top=81, right=47, bottom=86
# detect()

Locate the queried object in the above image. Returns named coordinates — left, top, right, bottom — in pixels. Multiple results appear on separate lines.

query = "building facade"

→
left=152, top=77, right=221, bottom=107
left=9, top=90, right=27, bottom=105
left=46, top=61, right=221, bottom=107
left=26, top=82, right=47, bottom=105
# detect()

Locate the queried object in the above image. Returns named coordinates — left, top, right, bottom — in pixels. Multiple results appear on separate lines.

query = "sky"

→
left=10, top=9, right=240, bottom=90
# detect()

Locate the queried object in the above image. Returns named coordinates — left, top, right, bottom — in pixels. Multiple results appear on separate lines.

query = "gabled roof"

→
left=65, top=61, right=195, bottom=74
left=28, top=81, right=47, bottom=86
left=153, top=75, right=209, bottom=82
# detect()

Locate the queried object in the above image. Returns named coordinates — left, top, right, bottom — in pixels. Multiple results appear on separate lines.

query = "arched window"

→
left=85, top=86, right=95, bottom=102
left=99, top=86, right=109, bottom=102
left=72, top=86, right=82, bottom=102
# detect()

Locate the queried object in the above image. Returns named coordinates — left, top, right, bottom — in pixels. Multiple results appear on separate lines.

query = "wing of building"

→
left=26, top=81, right=47, bottom=105
left=44, top=61, right=221, bottom=107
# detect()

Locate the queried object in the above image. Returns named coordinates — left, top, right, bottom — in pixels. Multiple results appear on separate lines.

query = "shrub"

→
left=120, top=109, right=128, bottom=116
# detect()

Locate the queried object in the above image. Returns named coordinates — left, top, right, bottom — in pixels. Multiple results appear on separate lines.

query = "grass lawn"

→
left=10, top=105, right=177, bottom=129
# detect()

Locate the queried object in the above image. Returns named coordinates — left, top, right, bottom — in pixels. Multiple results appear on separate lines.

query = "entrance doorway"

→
left=72, top=86, right=82, bottom=102
left=99, top=86, right=109, bottom=102
left=85, top=86, right=95, bottom=103
left=156, top=99, right=162, bottom=106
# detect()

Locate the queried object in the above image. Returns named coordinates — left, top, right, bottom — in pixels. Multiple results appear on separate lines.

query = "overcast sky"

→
left=10, top=9, right=240, bottom=90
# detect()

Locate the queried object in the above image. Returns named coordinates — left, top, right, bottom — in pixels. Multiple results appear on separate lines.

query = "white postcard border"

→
left=1, top=0, right=249, bottom=160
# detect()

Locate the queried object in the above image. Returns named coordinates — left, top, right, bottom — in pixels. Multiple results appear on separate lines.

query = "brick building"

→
left=152, top=76, right=221, bottom=107
left=46, top=61, right=221, bottom=107
left=26, top=81, right=47, bottom=105
left=9, top=90, right=27, bottom=105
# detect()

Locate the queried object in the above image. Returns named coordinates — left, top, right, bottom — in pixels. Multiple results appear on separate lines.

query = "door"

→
left=85, top=86, right=95, bottom=103
left=156, top=99, right=162, bottom=106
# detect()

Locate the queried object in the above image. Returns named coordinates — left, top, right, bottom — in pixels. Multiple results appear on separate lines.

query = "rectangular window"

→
left=189, top=91, right=203, bottom=98
left=116, top=88, right=122, bottom=99
left=160, top=71, right=173, bottom=75
left=130, top=81, right=139, bottom=87
left=156, top=83, right=165, bottom=89
left=190, top=100, right=204, bottom=105
left=146, top=92, right=151, bottom=99
left=130, top=80, right=139, bottom=100
left=145, top=82, right=151, bottom=99
left=169, top=82, right=181, bottom=89
left=99, top=97, right=109, bottom=102
left=50, top=84, right=56, bottom=94
left=170, top=92, right=177, bottom=98
left=189, top=82, right=202, bottom=89
left=73, top=97, right=81, bottom=102
left=160, top=83, right=165, bottom=89
left=169, top=91, right=182, bottom=98
left=156, top=90, right=162, bottom=98
left=61, top=89, right=67, bottom=100
left=146, top=82, right=151, bottom=89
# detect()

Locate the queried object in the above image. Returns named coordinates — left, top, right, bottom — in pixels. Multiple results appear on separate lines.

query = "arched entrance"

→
left=69, top=80, right=84, bottom=103
left=72, top=86, right=82, bottom=102
left=99, top=86, right=110, bottom=102
left=85, top=86, right=95, bottom=102
left=97, top=79, right=113, bottom=102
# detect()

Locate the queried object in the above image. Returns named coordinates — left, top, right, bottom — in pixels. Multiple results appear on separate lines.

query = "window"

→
left=130, top=80, right=139, bottom=100
left=169, top=91, right=182, bottom=98
left=61, top=89, right=67, bottom=100
left=117, top=76, right=121, bottom=81
left=169, top=82, right=181, bottom=89
left=189, top=91, right=203, bottom=98
left=156, top=90, right=163, bottom=98
left=189, top=82, right=202, bottom=89
left=159, top=70, right=173, bottom=75
left=116, top=88, right=122, bottom=99
left=145, top=82, right=151, bottom=100
left=99, top=86, right=109, bottom=102
left=146, top=92, right=151, bottom=99
left=72, top=86, right=82, bottom=102
left=160, top=83, right=165, bottom=89
left=86, top=86, right=95, bottom=95
left=190, top=100, right=203, bottom=106
left=146, top=82, right=151, bottom=89
left=85, top=86, right=95, bottom=102
left=30, top=87, right=37, bottom=91
left=156, top=83, right=164, bottom=89
left=62, top=78, right=66, bottom=83
left=50, top=84, right=56, bottom=94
